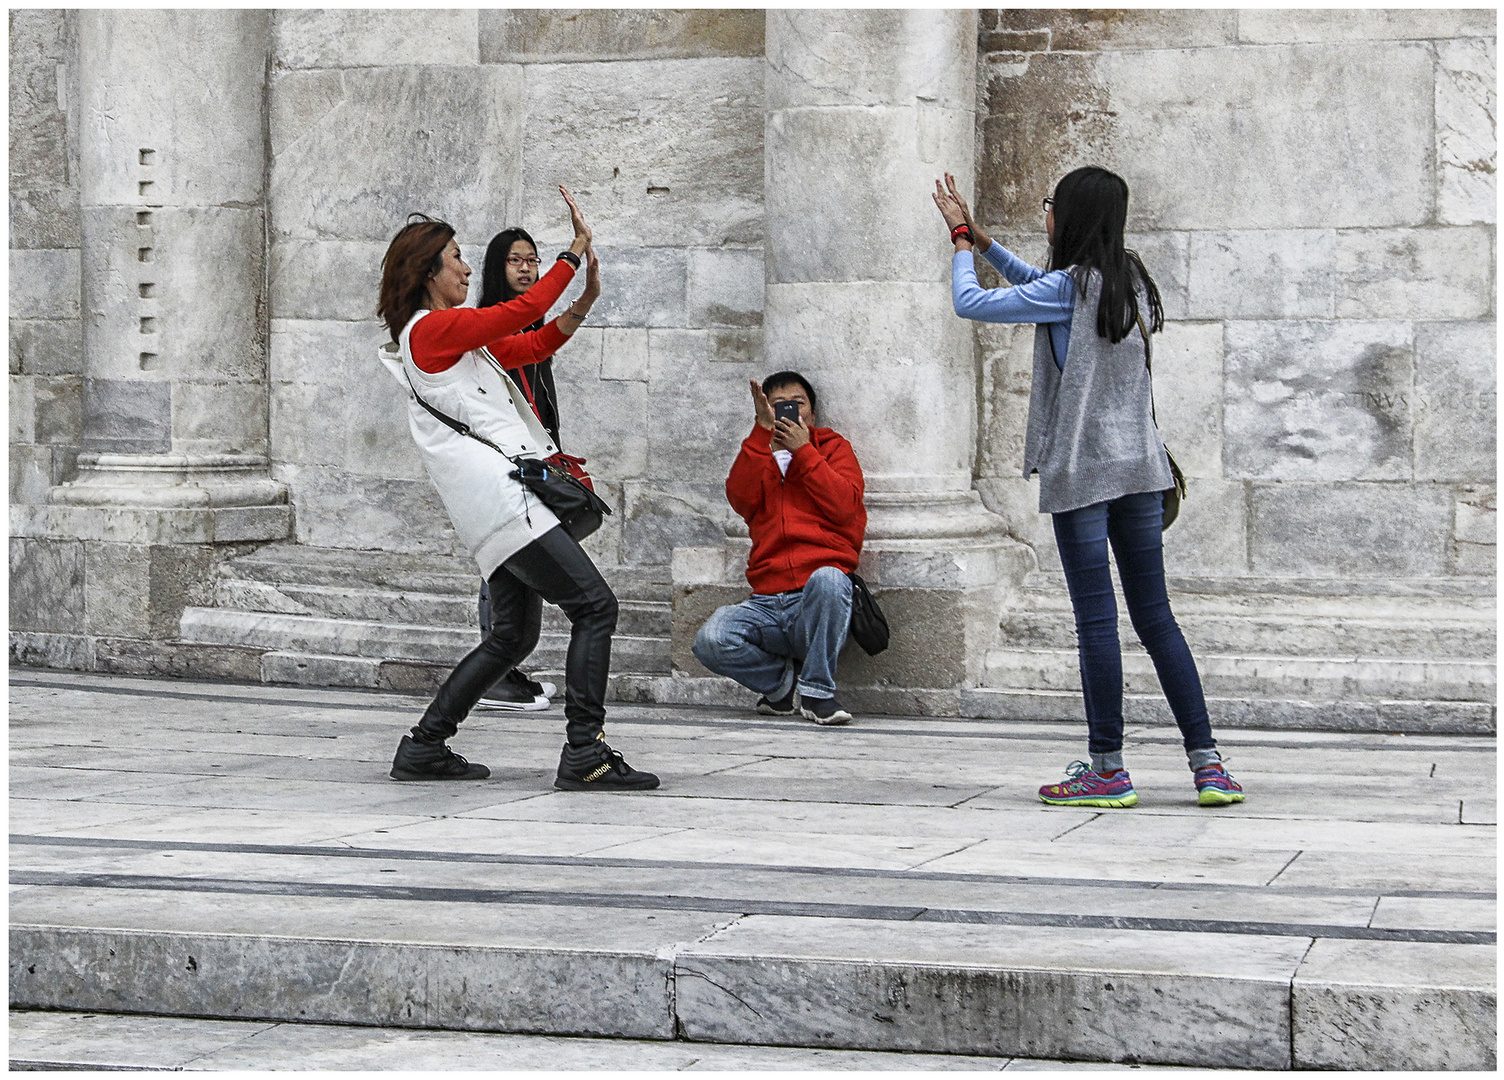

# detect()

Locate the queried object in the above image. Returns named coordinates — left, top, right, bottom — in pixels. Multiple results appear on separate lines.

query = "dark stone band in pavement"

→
left=13, top=870, right=1494, bottom=946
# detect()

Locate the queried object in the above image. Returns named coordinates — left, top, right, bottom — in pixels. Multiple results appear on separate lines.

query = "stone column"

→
left=48, top=9, right=287, bottom=536
left=671, top=10, right=1029, bottom=714
left=11, top=11, right=288, bottom=674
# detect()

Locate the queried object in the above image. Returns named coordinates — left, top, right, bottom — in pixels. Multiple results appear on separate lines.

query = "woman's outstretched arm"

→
left=411, top=259, right=575, bottom=372
left=951, top=249, right=1074, bottom=325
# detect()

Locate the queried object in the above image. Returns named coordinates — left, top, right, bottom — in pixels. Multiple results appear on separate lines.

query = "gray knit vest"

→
left=1021, top=270, right=1173, bottom=514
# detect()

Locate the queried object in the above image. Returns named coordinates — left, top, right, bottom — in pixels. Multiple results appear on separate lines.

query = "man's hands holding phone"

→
left=749, top=380, right=810, bottom=453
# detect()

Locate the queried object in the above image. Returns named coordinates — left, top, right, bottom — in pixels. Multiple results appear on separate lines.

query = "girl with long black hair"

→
left=470, top=225, right=599, bottom=712
left=934, top=167, right=1243, bottom=809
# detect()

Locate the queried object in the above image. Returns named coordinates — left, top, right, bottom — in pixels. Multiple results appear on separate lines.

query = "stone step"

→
left=983, top=647, right=1494, bottom=704
left=178, top=609, right=670, bottom=673
left=222, top=542, right=670, bottom=603
left=998, top=610, right=1495, bottom=659
left=10, top=883, right=1493, bottom=1070
left=214, top=580, right=670, bottom=638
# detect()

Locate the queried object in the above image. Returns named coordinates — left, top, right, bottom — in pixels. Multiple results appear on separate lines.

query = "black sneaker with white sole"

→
left=756, top=685, right=798, bottom=716
left=389, top=735, right=491, bottom=780
left=800, top=696, right=853, bottom=726
left=474, top=669, right=549, bottom=712
left=555, top=735, right=660, bottom=791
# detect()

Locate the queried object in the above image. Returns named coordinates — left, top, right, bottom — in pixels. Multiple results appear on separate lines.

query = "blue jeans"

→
left=1052, top=490, right=1216, bottom=770
left=692, top=566, right=853, bottom=701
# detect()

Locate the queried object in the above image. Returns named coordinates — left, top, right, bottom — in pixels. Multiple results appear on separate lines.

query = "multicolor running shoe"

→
left=1038, top=761, right=1138, bottom=808
left=1194, top=763, right=1245, bottom=806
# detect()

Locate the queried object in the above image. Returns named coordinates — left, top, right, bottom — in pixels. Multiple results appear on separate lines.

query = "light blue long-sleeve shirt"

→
left=951, top=242, right=1075, bottom=369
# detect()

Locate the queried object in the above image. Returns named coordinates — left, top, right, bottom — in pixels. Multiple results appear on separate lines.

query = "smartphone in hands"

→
left=773, top=400, right=801, bottom=428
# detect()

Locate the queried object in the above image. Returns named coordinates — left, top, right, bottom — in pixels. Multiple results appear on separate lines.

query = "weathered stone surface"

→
left=1224, top=320, right=1414, bottom=482
left=280, top=465, right=460, bottom=556
left=989, top=9, right=1237, bottom=51
left=1292, top=939, right=1496, bottom=1070
left=81, top=542, right=150, bottom=638
left=480, top=9, right=764, bottom=62
left=270, top=65, right=523, bottom=242
left=33, top=375, right=82, bottom=446
left=976, top=321, right=1035, bottom=481
left=1436, top=37, right=1497, bottom=226
left=1452, top=485, right=1496, bottom=576
left=10, top=537, right=85, bottom=633
left=670, top=582, right=750, bottom=677
left=1160, top=478, right=1249, bottom=577
left=274, top=9, right=479, bottom=69
left=1413, top=321, right=1496, bottom=483
left=767, top=10, right=975, bottom=111
left=839, top=587, right=967, bottom=687
left=79, top=378, right=170, bottom=455
left=621, top=480, right=730, bottom=566
left=766, top=105, right=969, bottom=284
left=521, top=59, right=762, bottom=249
left=78, top=11, right=269, bottom=209
left=10, top=10, right=79, bottom=251
left=595, top=328, right=647, bottom=382
left=10, top=444, right=64, bottom=505
left=1249, top=483, right=1453, bottom=578
left=172, top=381, right=268, bottom=457
left=1187, top=231, right=1334, bottom=320
left=686, top=248, right=763, bottom=327
left=11, top=249, right=80, bottom=320
left=1238, top=9, right=1496, bottom=44
left=11, top=318, right=83, bottom=376
left=9, top=630, right=95, bottom=671
left=982, top=44, right=1435, bottom=232
left=269, top=240, right=387, bottom=322
left=645, top=330, right=758, bottom=482
left=11, top=375, right=37, bottom=443
left=1152, top=321, right=1224, bottom=480
left=1334, top=226, right=1493, bottom=319
left=576, top=247, right=687, bottom=328
left=550, top=342, right=648, bottom=478
left=81, top=206, right=266, bottom=383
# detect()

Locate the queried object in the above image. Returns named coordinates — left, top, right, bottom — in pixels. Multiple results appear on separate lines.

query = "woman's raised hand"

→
left=944, top=173, right=990, bottom=250
left=932, top=178, right=967, bottom=230
left=560, top=185, right=591, bottom=254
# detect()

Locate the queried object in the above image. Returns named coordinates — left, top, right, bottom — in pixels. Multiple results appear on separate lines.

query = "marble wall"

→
left=10, top=8, right=1497, bottom=588
left=974, top=9, right=1496, bottom=577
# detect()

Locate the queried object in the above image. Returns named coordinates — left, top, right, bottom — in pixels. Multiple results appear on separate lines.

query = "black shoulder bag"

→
left=847, top=571, right=889, bottom=656
left=404, top=372, right=611, bottom=541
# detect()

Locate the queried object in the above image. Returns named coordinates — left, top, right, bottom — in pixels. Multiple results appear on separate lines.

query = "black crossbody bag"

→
left=404, top=372, right=611, bottom=541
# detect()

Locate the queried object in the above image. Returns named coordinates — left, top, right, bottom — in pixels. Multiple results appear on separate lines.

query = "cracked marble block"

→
left=521, top=58, right=763, bottom=249
left=1413, top=321, right=1496, bottom=484
left=1249, top=482, right=1452, bottom=577
left=1437, top=37, right=1497, bottom=226
left=274, top=10, right=479, bottom=70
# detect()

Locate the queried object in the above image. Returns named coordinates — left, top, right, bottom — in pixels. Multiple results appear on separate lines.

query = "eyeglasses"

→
left=505, top=256, right=540, bottom=268
left=1042, top=197, right=1055, bottom=212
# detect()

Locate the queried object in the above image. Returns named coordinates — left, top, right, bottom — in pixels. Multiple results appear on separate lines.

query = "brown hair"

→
left=378, top=214, right=455, bottom=339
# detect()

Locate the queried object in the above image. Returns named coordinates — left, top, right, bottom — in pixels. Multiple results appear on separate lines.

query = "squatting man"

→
left=692, top=371, right=868, bottom=725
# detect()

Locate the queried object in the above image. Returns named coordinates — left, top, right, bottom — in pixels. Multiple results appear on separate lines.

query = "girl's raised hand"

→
left=749, top=379, right=776, bottom=431
left=932, top=178, right=966, bottom=230
left=582, top=247, right=601, bottom=302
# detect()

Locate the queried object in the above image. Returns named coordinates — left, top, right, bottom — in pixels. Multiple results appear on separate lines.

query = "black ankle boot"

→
left=390, top=735, right=490, bottom=781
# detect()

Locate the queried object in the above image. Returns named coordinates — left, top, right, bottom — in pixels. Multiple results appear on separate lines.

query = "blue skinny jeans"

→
left=1051, top=490, right=1216, bottom=769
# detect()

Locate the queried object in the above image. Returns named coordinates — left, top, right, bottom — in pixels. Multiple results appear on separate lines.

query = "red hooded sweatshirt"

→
left=726, top=423, right=866, bottom=594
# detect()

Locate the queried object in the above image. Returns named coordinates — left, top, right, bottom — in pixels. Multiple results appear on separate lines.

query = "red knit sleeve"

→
left=726, top=423, right=774, bottom=522
left=483, top=320, right=571, bottom=370
left=409, top=259, right=575, bottom=373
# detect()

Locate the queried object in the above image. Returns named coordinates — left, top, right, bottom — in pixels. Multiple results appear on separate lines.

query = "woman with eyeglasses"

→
left=933, top=167, right=1243, bottom=810
left=469, top=224, right=599, bottom=713
left=376, top=187, right=658, bottom=791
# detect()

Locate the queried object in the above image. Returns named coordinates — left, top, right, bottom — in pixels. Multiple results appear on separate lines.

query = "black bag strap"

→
left=403, top=369, right=517, bottom=463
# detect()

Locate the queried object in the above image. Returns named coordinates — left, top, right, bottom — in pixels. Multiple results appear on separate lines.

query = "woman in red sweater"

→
left=376, top=188, right=657, bottom=791
left=471, top=224, right=598, bottom=712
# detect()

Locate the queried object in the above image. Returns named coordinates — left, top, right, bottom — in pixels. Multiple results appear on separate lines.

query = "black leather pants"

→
left=415, top=526, right=618, bottom=747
